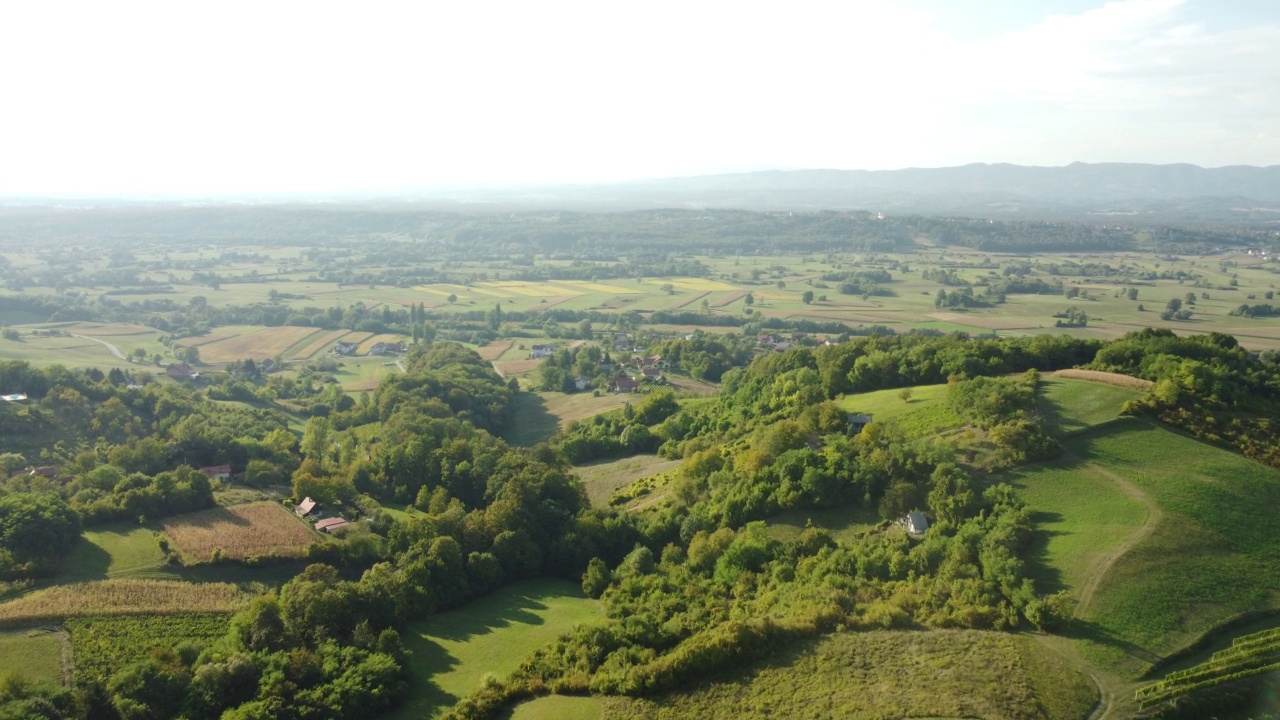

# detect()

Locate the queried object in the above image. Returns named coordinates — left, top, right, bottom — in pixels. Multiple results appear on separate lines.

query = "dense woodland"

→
left=4, top=324, right=1280, bottom=717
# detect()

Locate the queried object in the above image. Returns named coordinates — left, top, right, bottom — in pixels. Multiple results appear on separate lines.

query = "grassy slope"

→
left=57, top=524, right=167, bottom=581
left=503, top=391, right=632, bottom=447
left=392, top=579, right=602, bottom=720
left=575, top=455, right=681, bottom=508
left=0, top=630, right=64, bottom=686
left=835, top=382, right=962, bottom=438
left=602, top=630, right=1096, bottom=720
left=1069, top=421, right=1280, bottom=676
left=504, top=696, right=602, bottom=720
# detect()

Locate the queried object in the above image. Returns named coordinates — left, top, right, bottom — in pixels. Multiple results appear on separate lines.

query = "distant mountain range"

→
left=440, top=163, right=1280, bottom=225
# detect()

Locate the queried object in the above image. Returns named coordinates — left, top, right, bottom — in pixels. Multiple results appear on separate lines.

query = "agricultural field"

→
left=161, top=501, right=318, bottom=562
left=335, top=356, right=402, bottom=392
left=65, top=614, right=230, bottom=686
left=0, top=580, right=246, bottom=625
left=1037, top=376, right=1144, bottom=434
left=502, top=391, right=633, bottom=447
left=601, top=630, right=1096, bottom=720
left=0, top=629, right=65, bottom=686
left=393, top=579, right=602, bottom=720
left=506, top=696, right=602, bottom=720
left=185, top=325, right=324, bottom=363
left=835, top=382, right=962, bottom=438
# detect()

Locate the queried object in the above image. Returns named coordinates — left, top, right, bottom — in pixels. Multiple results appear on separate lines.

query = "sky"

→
left=1, top=0, right=1278, bottom=196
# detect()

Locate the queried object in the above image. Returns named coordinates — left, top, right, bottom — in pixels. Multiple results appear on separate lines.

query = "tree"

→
left=898, top=388, right=912, bottom=403
left=802, top=290, right=815, bottom=304
left=744, top=292, right=754, bottom=306
left=300, top=417, right=333, bottom=463
left=581, top=557, right=611, bottom=598
left=447, top=294, right=458, bottom=304
left=1167, top=298, right=1183, bottom=312
left=1127, top=288, right=1139, bottom=300
left=776, top=280, right=786, bottom=290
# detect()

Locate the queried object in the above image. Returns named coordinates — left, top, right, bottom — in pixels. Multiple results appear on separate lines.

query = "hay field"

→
left=191, top=326, right=323, bottom=362
left=162, top=501, right=317, bottom=562
left=0, top=580, right=246, bottom=624
left=1053, top=369, right=1153, bottom=391
left=293, top=329, right=355, bottom=360
left=475, top=339, right=515, bottom=361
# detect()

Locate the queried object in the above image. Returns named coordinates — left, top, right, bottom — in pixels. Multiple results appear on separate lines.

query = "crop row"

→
left=66, top=614, right=231, bottom=684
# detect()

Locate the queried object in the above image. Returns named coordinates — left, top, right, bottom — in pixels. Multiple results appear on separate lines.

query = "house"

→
left=166, top=363, right=195, bottom=380
left=847, top=414, right=873, bottom=434
left=199, top=464, right=232, bottom=481
left=612, top=376, right=640, bottom=393
left=904, top=511, right=930, bottom=537
left=640, top=368, right=662, bottom=381
left=28, top=466, right=56, bottom=478
left=574, top=376, right=591, bottom=391
left=126, top=383, right=145, bottom=390
left=772, top=341, right=793, bottom=353
left=314, top=517, right=350, bottom=533
left=333, top=342, right=357, bottom=356
left=370, top=342, right=405, bottom=356
left=758, top=333, right=782, bottom=347
left=295, top=497, right=318, bottom=517
left=259, top=358, right=276, bottom=373
left=530, top=344, right=557, bottom=359
left=0, top=393, right=27, bottom=402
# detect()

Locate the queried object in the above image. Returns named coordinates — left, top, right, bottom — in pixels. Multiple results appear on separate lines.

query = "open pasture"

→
left=604, top=630, right=1096, bottom=720
left=0, top=580, right=246, bottom=624
left=503, top=391, right=633, bottom=446
left=58, top=524, right=167, bottom=581
left=161, top=501, right=317, bottom=562
left=292, top=328, right=356, bottom=360
left=336, top=357, right=401, bottom=391
left=0, top=629, right=65, bottom=686
left=392, top=578, right=601, bottom=720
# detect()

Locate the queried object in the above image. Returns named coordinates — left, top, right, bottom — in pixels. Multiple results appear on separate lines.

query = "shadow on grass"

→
left=1024, top=509, right=1067, bottom=595
left=503, top=393, right=559, bottom=447
left=57, top=537, right=113, bottom=581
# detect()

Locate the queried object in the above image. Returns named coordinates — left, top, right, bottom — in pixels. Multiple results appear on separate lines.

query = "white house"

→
left=904, top=511, right=929, bottom=537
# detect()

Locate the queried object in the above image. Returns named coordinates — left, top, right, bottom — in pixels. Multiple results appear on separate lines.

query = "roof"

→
left=315, top=517, right=349, bottom=532
left=847, top=414, right=874, bottom=424
left=29, top=466, right=56, bottom=477
left=295, top=497, right=318, bottom=515
left=1, top=393, right=27, bottom=402
left=614, top=377, right=640, bottom=390
left=905, top=511, right=930, bottom=535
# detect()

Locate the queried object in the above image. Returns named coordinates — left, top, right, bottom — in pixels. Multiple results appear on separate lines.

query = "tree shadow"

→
left=502, top=393, right=559, bottom=447
left=1023, top=509, right=1067, bottom=594
left=56, top=536, right=112, bottom=581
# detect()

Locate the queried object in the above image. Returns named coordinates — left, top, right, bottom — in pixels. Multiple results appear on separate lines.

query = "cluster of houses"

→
left=333, top=341, right=405, bottom=357
left=294, top=496, right=350, bottom=533
left=607, top=354, right=667, bottom=393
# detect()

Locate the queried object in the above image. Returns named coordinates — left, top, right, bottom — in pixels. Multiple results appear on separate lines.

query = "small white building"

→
left=904, top=511, right=930, bottom=537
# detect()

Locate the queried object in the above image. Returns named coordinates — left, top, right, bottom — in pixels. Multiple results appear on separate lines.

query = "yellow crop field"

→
left=650, top=277, right=739, bottom=292
left=556, top=280, right=645, bottom=294
left=1052, top=369, right=1154, bottom=391
left=292, top=329, right=354, bottom=360
left=0, top=580, right=246, bottom=624
left=193, top=326, right=323, bottom=362
left=162, top=502, right=317, bottom=562
left=464, top=285, right=518, bottom=298
left=483, top=281, right=583, bottom=297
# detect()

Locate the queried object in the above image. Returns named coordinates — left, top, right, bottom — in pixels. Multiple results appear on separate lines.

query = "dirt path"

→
left=55, top=628, right=74, bottom=688
left=72, top=334, right=126, bottom=360
left=1033, top=633, right=1133, bottom=720
left=1072, top=460, right=1163, bottom=617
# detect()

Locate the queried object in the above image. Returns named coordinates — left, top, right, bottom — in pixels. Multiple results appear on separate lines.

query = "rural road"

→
left=1072, top=460, right=1163, bottom=618
left=72, top=334, right=126, bottom=360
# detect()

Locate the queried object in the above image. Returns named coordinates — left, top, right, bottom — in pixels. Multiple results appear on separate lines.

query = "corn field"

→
left=0, top=580, right=246, bottom=625
left=162, top=501, right=318, bottom=563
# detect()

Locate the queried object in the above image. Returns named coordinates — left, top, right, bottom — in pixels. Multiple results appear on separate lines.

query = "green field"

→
left=505, top=696, right=602, bottom=720
left=392, top=579, right=603, bottom=719
left=835, top=383, right=963, bottom=438
left=1037, top=377, right=1143, bottom=434
left=503, top=391, right=633, bottom=447
left=602, top=630, right=1096, bottom=720
left=1066, top=421, right=1280, bottom=676
left=0, top=629, right=64, bottom=686
left=764, top=504, right=883, bottom=544
left=57, top=524, right=167, bottom=581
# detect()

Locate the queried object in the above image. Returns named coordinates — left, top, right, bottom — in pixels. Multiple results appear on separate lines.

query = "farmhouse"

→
left=640, top=367, right=662, bottom=381
left=0, top=393, right=27, bottom=402
left=295, top=496, right=318, bottom=517
left=314, top=517, right=349, bottom=533
left=847, top=414, right=873, bottom=434
left=199, top=464, right=232, bottom=481
left=612, top=376, right=640, bottom=393
left=333, top=342, right=357, bottom=356
left=370, top=342, right=404, bottom=356
left=530, top=344, right=557, bottom=359
left=166, top=363, right=196, bottom=380
left=904, top=511, right=930, bottom=537
left=574, top=376, right=591, bottom=391
left=28, top=466, right=56, bottom=478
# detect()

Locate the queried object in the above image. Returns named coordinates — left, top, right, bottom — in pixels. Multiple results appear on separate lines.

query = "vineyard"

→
left=0, top=580, right=246, bottom=625
left=66, top=615, right=230, bottom=685
left=1136, top=627, right=1280, bottom=709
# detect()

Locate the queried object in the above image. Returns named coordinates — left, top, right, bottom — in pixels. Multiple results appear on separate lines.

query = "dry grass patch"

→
left=162, top=501, right=317, bottom=563
left=1053, top=369, right=1154, bottom=391
left=75, top=323, right=155, bottom=336
left=710, top=290, right=749, bottom=307
left=494, top=358, right=544, bottom=376
left=476, top=339, right=515, bottom=361
left=0, top=580, right=246, bottom=624
left=664, top=291, right=710, bottom=310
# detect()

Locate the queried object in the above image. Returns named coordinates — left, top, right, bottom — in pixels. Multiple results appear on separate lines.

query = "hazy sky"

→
left=2, top=0, right=1277, bottom=195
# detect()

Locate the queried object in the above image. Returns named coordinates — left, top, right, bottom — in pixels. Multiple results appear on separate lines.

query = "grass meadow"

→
left=0, top=629, right=65, bottom=686
left=57, top=524, right=167, bottom=581
left=502, top=391, right=633, bottom=447
left=1064, top=421, right=1280, bottom=677
left=604, top=630, right=1096, bottom=720
left=392, top=578, right=602, bottom=720
left=574, top=454, right=682, bottom=508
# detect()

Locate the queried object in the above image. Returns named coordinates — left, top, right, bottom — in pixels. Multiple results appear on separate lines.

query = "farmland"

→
left=161, top=501, right=317, bottom=562
left=57, top=524, right=167, bottom=581
left=65, top=614, right=230, bottom=685
left=574, top=454, right=682, bottom=508
left=0, top=580, right=246, bottom=624
left=392, top=579, right=602, bottom=720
